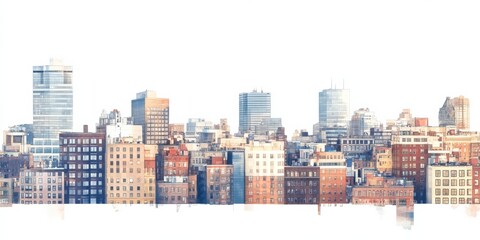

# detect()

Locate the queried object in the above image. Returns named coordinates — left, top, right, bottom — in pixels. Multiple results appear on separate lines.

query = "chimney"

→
left=83, top=125, right=89, bottom=133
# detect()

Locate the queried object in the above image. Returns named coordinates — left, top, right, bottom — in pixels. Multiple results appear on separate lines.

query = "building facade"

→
left=284, top=166, right=320, bottom=204
left=226, top=150, right=245, bottom=204
left=19, top=168, right=65, bottom=204
left=238, top=90, right=271, bottom=134
left=106, top=142, right=157, bottom=204
left=245, top=140, right=285, bottom=204
left=132, top=90, right=170, bottom=145
left=426, top=163, right=472, bottom=204
left=31, top=58, right=73, bottom=167
left=60, top=129, right=106, bottom=204
left=310, top=151, right=347, bottom=204
left=439, top=96, right=470, bottom=130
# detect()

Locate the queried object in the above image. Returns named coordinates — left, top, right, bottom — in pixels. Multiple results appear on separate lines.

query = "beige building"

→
left=106, top=142, right=157, bottom=204
left=427, top=163, right=472, bottom=204
left=19, top=168, right=65, bottom=204
left=245, top=140, right=285, bottom=204
left=131, top=90, right=169, bottom=145
left=374, top=147, right=392, bottom=175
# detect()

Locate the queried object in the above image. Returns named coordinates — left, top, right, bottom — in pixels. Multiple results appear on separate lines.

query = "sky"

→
left=1, top=0, right=480, bottom=147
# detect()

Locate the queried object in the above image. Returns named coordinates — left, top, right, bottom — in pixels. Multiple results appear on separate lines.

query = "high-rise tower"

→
left=238, top=90, right=271, bottom=134
left=32, top=58, right=73, bottom=167
left=131, top=90, right=169, bottom=145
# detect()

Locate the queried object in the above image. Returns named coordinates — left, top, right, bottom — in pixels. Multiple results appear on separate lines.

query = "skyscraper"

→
left=318, top=88, right=350, bottom=128
left=131, top=90, right=169, bottom=145
left=31, top=58, right=73, bottom=167
left=439, top=96, right=470, bottom=130
left=238, top=90, right=271, bottom=134
left=317, top=87, right=350, bottom=145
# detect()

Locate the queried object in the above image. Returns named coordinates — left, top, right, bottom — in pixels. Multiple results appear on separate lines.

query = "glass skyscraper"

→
left=226, top=150, right=245, bottom=204
left=238, top=90, right=271, bottom=134
left=317, top=88, right=350, bottom=145
left=318, top=88, right=350, bottom=128
left=32, top=58, right=73, bottom=167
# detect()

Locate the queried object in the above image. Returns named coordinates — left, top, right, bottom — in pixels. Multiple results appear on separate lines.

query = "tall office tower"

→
left=318, top=88, right=350, bottom=128
left=31, top=58, right=73, bottom=167
left=349, top=108, right=380, bottom=136
left=131, top=90, right=169, bottom=145
left=317, top=87, right=350, bottom=145
left=60, top=126, right=106, bottom=204
left=238, top=90, right=271, bottom=134
left=439, top=96, right=470, bottom=130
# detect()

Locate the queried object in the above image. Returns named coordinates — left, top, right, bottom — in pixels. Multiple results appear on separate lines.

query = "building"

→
left=60, top=127, right=106, bottom=204
left=370, top=127, right=392, bottom=147
left=3, top=125, right=31, bottom=154
left=156, top=175, right=196, bottom=204
left=168, top=123, right=185, bottom=144
left=471, top=158, right=480, bottom=204
left=156, top=144, right=197, bottom=204
left=186, top=118, right=214, bottom=139
left=198, top=164, right=234, bottom=204
left=131, top=90, right=169, bottom=145
left=351, top=172, right=414, bottom=206
left=96, top=109, right=133, bottom=134
left=349, top=108, right=380, bottom=137
left=19, top=167, right=65, bottom=204
left=245, top=140, right=285, bottom=204
left=284, top=166, right=320, bottom=204
left=238, top=90, right=271, bottom=134
left=106, top=141, right=157, bottom=204
left=226, top=150, right=245, bottom=204
left=0, top=154, right=32, bottom=178
left=339, top=136, right=374, bottom=159
left=392, top=134, right=437, bottom=203
left=31, top=58, right=73, bottom=167
left=0, top=177, right=14, bottom=206
left=310, top=151, right=347, bottom=204
left=439, top=96, right=470, bottom=130
left=318, top=87, right=350, bottom=129
left=255, top=118, right=283, bottom=136
left=427, top=163, right=472, bottom=204
left=374, top=147, right=392, bottom=175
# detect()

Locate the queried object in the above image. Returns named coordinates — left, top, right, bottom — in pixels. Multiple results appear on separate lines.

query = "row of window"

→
left=434, top=188, right=472, bottom=196
left=434, top=179, right=471, bottom=187
left=247, top=153, right=284, bottom=159
left=434, top=169, right=471, bottom=178
left=64, top=146, right=103, bottom=153
left=434, top=197, right=471, bottom=204
left=64, top=138, right=102, bottom=145
left=66, top=155, right=102, bottom=161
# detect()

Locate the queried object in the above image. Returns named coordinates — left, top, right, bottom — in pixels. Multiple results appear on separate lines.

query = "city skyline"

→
left=2, top=0, right=480, bottom=146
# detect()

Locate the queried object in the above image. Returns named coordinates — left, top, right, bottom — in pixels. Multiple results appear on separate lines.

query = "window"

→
left=459, top=170, right=465, bottom=177
left=451, top=179, right=457, bottom=186
left=442, top=179, right=449, bottom=186
left=435, top=189, right=441, bottom=196
left=442, top=170, right=449, bottom=177
left=451, top=170, right=457, bottom=177
left=435, top=179, right=441, bottom=186
left=442, top=189, right=449, bottom=195
left=459, top=179, right=465, bottom=186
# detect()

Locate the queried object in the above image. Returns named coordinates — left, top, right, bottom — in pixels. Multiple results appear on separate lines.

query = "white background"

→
left=1, top=0, right=480, bottom=145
